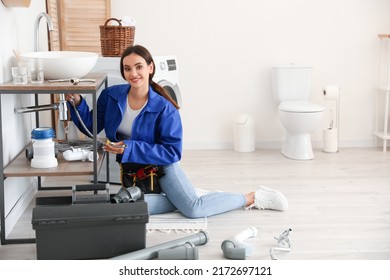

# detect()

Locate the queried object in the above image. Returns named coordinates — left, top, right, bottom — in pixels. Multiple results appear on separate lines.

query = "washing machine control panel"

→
left=158, top=59, right=177, bottom=72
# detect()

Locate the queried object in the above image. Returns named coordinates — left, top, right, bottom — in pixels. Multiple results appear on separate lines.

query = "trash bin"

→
left=233, top=114, right=255, bottom=152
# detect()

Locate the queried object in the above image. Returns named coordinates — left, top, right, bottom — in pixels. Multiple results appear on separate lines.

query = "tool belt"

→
left=120, top=163, right=164, bottom=194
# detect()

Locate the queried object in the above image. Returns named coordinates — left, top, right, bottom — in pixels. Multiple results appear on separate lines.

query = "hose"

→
left=68, top=98, right=94, bottom=139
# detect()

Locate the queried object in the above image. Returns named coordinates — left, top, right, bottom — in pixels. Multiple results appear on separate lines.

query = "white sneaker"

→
left=245, top=186, right=288, bottom=211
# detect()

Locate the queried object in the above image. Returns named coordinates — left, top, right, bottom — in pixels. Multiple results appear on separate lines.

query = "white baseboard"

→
left=183, top=139, right=379, bottom=150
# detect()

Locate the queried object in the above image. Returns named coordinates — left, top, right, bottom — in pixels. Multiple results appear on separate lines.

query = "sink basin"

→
left=20, top=51, right=98, bottom=80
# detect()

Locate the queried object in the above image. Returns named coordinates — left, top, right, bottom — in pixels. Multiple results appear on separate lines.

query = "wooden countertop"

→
left=0, top=72, right=107, bottom=93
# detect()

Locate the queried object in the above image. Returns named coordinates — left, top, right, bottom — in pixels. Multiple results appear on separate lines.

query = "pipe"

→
left=110, top=186, right=142, bottom=204
left=221, top=240, right=246, bottom=260
left=111, top=230, right=209, bottom=260
left=48, top=78, right=96, bottom=85
left=221, top=227, right=257, bottom=260
left=69, top=78, right=96, bottom=85
left=158, top=242, right=199, bottom=260
left=63, top=148, right=97, bottom=162
left=16, top=103, right=59, bottom=114
left=15, top=98, right=67, bottom=120
left=58, top=93, right=68, bottom=120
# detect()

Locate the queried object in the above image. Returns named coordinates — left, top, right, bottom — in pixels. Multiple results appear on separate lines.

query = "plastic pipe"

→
left=221, top=227, right=257, bottom=260
left=63, top=148, right=97, bottom=162
left=158, top=242, right=199, bottom=260
left=111, top=230, right=208, bottom=260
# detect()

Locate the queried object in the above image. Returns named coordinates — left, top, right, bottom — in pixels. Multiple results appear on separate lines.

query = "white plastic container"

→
left=31, top=127, right=58, bottom=168
left=233, top=114, right=255, bottom=152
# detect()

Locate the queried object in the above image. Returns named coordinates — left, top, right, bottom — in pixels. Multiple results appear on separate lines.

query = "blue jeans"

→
left=144, top=162, right=246, bottom=218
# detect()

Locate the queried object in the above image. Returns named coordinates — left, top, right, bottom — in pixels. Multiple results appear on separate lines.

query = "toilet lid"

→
left=279, top=101, right=325, bottom=113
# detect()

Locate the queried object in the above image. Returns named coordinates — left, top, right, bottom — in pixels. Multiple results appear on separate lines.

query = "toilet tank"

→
left=272, top=65, right=312, bottom=103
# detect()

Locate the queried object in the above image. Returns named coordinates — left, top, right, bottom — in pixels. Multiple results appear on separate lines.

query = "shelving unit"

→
left=375, top=34, right=390, bottom=152
left=0, top=73, right=108, bottom=244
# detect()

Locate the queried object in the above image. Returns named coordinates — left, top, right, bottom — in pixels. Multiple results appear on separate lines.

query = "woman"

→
left=66, top=45, right=288, bottom=218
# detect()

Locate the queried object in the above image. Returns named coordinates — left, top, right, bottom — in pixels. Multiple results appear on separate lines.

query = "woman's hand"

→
left=103, top=140, right=127, bottom=155
left=64, top=93, right=82, bottom=106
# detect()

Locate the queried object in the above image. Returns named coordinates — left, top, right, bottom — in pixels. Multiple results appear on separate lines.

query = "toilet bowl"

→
left=278, top=101, right=324, bottom=160
left=272, top=65, right=324, bottom=160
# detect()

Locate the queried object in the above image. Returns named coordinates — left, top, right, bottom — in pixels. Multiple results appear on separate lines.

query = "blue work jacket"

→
left=69, top=84, right=182, bottom=165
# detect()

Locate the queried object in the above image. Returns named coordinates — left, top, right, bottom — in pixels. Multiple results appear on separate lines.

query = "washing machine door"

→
left=157, top=79, right=182, bottom=108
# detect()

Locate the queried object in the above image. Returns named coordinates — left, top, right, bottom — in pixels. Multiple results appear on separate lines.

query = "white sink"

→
left=20, top=51, right=98, bottom=80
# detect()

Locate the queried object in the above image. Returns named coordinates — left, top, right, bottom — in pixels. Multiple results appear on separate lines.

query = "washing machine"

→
left=153, top=55, right=182, bottom=108
left=90, top=55, right=182, bottom=184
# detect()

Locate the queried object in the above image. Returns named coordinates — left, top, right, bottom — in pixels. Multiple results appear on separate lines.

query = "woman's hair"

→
left=120, top=45, right=180, bottom=109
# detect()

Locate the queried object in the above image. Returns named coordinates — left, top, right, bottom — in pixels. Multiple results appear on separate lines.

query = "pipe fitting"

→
left=221, top=227, right=258, bottom=260
left=270, top=228, right=292, bottom=260
left=63, top=148, right=97, bottom=162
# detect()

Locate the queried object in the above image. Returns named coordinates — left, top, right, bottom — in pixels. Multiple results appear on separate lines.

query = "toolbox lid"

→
left=32, top=198, right=149, bottom=228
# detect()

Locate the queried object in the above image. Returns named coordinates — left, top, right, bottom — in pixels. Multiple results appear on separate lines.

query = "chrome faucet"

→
left=31, top=13, right=68, bottom=122
left=34, top=12, right=54, bottom=52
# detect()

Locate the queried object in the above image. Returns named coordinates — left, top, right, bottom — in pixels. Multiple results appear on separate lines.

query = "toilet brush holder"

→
left=322, top=85, right=340, bottom=153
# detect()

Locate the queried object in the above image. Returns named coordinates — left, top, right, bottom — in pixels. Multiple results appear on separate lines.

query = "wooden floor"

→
left=1, top=147, right=389, bottom=260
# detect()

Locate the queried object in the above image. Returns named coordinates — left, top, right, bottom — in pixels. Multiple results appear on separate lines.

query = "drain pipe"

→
left=111, top=230, right=208, bottom=260
left=158, top=242, right=199, bottom=260
left=221, top=227, right=257, bottom=260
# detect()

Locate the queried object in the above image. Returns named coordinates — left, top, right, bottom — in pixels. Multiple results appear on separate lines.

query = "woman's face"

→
left=122, top=53, right=154, bottom=90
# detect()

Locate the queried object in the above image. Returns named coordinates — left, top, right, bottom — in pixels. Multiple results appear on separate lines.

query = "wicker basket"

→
left=100, top=18, right=135, bottom=57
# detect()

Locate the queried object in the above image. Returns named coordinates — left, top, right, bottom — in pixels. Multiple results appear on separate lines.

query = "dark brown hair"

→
left=120, top=45, right=180, bottom=109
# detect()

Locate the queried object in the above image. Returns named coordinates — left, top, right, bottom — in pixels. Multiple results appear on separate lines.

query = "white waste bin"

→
left=233, top=114, right=255, bottom=152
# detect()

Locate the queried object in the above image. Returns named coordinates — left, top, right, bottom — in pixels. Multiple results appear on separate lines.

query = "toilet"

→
left=272, top=65, right=325, bottom=160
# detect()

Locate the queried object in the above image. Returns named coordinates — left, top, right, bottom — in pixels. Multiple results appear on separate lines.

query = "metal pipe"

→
left=15, top=96, right=67, bottom=121
left=58, top=94, right=68, bottom=120
left=111, top=230, right=209, bottom=260
left=48, top=78, right=96, bottom=85
left=15, top=103, right=59, bottom=114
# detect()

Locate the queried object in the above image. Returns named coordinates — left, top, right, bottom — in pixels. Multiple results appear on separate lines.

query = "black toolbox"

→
left=32, top=184, right=149, bottom=260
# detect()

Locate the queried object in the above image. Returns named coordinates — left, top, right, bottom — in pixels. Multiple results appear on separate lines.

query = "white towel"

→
left=147, top=212, right=207, bottom=234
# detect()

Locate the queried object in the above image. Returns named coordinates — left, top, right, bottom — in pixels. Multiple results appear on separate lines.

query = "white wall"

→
left=0, top=0, right=47, bottom=235
left=111, top=0, right=390, bottom=149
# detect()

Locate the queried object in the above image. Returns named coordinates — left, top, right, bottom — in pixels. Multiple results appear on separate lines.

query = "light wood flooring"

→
left=1, top=147, right=389, bottom=260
